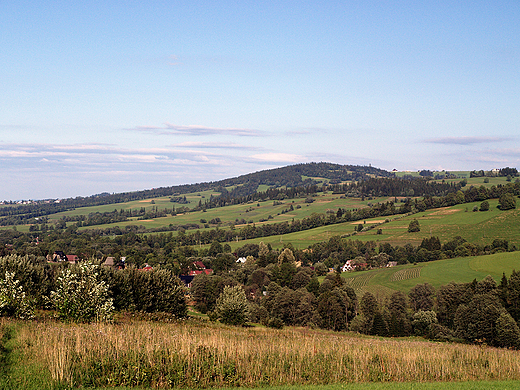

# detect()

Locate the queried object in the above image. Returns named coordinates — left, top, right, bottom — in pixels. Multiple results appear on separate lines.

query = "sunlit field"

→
left=3, top=318, right=520, bottom=389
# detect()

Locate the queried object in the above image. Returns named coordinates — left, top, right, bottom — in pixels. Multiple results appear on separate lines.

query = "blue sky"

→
left=1, top=1, right=519, bottom=200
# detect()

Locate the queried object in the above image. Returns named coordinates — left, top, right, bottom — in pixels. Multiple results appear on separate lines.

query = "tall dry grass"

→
left=13, top=319, right=520, bottom=388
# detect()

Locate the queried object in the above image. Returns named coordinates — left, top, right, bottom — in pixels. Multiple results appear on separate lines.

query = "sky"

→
left=1, top=1, right=519, bottom=200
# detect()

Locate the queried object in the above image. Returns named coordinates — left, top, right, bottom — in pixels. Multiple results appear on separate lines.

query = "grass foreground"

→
left=2, top=318, right=520, bottom=389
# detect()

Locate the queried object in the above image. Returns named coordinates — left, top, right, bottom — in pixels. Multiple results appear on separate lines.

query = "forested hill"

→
left=210, top=162, right=391, bottom=199
left=3, top=162, right=390, bottom=212
left=219, top=162, right=391, bottom=187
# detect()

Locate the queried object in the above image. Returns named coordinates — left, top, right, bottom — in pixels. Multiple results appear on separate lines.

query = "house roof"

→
left=193, top=261, right=205, bottom=269
left=188, top=269, right=213, bottom=276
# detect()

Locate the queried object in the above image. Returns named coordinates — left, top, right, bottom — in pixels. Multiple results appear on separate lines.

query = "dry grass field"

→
left=3, top=318, right=520, bottom=389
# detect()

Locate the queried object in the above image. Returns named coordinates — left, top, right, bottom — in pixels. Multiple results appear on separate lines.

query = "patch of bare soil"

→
left=350, top=220, right=386, bottom=225
left=428, top=207, right=461, bottom=216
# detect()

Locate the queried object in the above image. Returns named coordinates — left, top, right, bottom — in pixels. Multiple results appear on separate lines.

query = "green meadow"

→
left=338, top=251, right=520, bottom=302
left=357, top=199, right=520, bottom=247
left=67, top=193, right=391, bottom=233
left=219, top=199, right=520, bottom=251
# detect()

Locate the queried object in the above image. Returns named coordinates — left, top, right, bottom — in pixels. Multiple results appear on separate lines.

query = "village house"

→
left=341, top=259, right=368, bottom=272
left=341, top=260, right=354, bottom=272
left=102, top=256, right=126, bottom=269
left=188, top=261, right=213, bottom=276
left=66, top=255, right=79, bottom=264
left=180, top=260, right=213, bottom=287
left=48, top=251, right=79, bottom=263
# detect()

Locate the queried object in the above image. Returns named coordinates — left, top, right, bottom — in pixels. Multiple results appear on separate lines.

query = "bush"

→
left=0, top=254, right=54, bottom=308
left=408, top=219, right=420, bottom=233
left=412, top=310, right=437, bottom=336
left=107, top=267, right=187, bottom=317
left=495, top=310, right=520, bottom=349
left=0, top=271, right=34, bottom=319
left=427, top=323, right=457, bottom=342
left=268, top=316, right=284, bottom=329
left=48, top=261, right=114, bottom=323
left=214, top=285, right=250, bottom=326
left=498, top=193, right=516, bottom=210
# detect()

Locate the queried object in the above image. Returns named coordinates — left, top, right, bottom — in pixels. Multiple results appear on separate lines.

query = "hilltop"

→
left=3, top=162, right=391, bottom=205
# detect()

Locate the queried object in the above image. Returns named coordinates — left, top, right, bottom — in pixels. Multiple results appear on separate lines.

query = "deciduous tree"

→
left=214, top=285, right=250, bottom=326
left=409, top=283, right=435, bottom=312
left=48, top=261, right=114, bottom=323
left=498, top=193, right=516, bottom=210
left=408, top=219, right=420, bottom=233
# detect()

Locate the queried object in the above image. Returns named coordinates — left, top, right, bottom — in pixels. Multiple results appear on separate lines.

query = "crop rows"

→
left=343, top=273, right=374, bottom=288
left=390, top=267, right=422, bottom=282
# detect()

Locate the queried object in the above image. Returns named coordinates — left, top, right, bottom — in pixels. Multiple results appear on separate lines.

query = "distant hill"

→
left=107, top=162, right=392, bottom=202
left=0, top=162, right=392, bottom=223
left=208, top=162, right=392, bottom=199
left=9, top=162, right=391, bottom=205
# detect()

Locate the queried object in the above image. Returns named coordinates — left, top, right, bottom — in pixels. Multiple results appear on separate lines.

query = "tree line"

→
left=188, top=244, right=520, bottom=349
left=3, top=242, right=520, bottom=349
left=0, top=254, right=187, bottom=320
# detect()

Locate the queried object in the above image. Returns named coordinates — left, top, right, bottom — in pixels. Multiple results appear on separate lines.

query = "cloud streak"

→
left=171, top=141, right=262, bottom=150
left=133, top=123, right=267, bottom=137
left=0, top=142, right=274, bottom=175
left=0, top=141, right=317, bottom=199
left=424, top=136, right=513, bottom=145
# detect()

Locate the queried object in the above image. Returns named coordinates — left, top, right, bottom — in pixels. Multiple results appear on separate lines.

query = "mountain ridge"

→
left=8, top=162, right=392, bottom=205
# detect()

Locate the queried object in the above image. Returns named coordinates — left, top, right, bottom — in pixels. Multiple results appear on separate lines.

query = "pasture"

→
left=67, top=193, right=390, bottom=233
left=224, top=198, right=520, bottom=251
left=340, top=251, right=520, bottom=302
left=358, top=199, right=520, bottom=247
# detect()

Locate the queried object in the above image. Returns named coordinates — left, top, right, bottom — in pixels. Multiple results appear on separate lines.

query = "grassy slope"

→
left=6, top=318, right=520, bottom=389
left=340, top=251, right=520, bottom=302
left=219, top=198, right=520, bottom=251
left=362, top=199, right=520, bottom=247
left=70, top=194, right=391, bottom=233
left=3, top=173, right=517, bottom=250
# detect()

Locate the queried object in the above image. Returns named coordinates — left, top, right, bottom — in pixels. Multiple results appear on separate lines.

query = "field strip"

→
left=357, top=285, right=398, bottom=301
left=343, top=273, right=374, bottom=288
left=390, top=267, right=422, bottom=282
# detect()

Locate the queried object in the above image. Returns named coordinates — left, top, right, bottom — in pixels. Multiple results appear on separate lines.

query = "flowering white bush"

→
left=48, top=261, right=114, bottom=323
left=0, top=271, right=34, bottom=319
